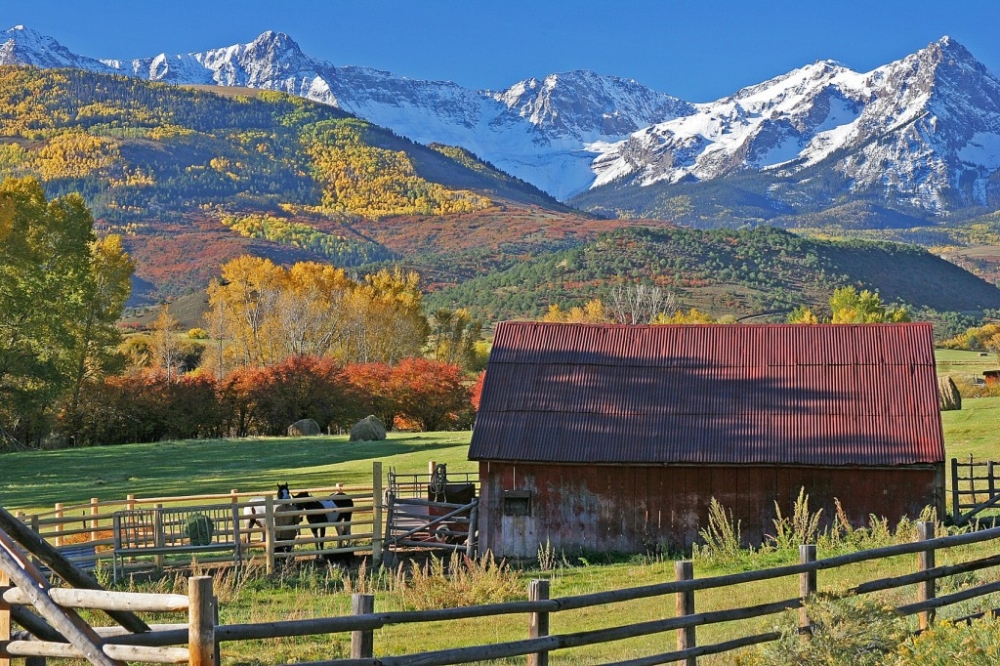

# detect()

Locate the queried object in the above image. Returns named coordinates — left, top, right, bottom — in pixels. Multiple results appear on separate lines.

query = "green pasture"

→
left=4, top=365, right=1000, bottom=662
left=1, top=432, right=474, bottom=514
left=935, top=348, right=997, bottom=379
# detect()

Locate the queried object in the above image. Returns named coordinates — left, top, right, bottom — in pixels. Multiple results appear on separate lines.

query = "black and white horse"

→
left=243, top=483, right=292, bottom=543
left=292, top=486, right=354, bottom=549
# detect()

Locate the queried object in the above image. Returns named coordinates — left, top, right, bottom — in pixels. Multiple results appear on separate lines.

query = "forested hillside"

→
left=0, top=66, right=568, bottom=303
left=425, top=227, right=1000, bottom=322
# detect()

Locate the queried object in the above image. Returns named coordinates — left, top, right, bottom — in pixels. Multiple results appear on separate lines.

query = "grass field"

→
left=1, top=432, right=474, bottom=514
left=4, top=350, right=1000, bottom=663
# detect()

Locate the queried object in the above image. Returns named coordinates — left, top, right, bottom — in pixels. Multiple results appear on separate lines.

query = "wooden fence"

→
left=4, top=521, right=1000, bottom=665
left=952, top=456, right=1000, bottom=525
left=12, top=463, right=387, bottom=576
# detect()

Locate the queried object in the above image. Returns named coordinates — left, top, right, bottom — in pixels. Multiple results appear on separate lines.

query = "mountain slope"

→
left=426, top=226, right=1000, bottom=322
left=582, top=37, right=1000, bottom=218
left=0, top=65, right=574, bottom=303
left=10, top=26, right=1000, bottom=218
left=1, top=26, right=693, bottom=200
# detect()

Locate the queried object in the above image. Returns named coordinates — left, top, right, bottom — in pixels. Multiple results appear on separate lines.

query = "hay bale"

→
left=288, top=418, right=321, bottom=436
left=350, top=415, right=387, bottom=442
left=938, top=376, right=962, bottom=411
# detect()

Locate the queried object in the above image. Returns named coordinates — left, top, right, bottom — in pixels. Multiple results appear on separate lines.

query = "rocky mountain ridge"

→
left=5, top=26, right=1000, bottom=217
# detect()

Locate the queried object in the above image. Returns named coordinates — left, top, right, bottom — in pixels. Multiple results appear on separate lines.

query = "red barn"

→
left=469, top=322, right=945, bottom=558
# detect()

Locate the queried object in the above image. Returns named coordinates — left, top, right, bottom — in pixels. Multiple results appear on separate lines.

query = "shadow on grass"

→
left=1, top=432, right=473, bottom=511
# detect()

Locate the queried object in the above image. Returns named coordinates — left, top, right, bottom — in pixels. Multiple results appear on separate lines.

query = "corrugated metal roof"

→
left=469, top=322, right=945, bottom=466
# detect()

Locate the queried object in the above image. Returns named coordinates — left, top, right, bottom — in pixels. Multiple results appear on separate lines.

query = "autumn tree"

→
left=0, top=177, right=132, bottom=446
left=276, top=262, right=352, bottom=358
left=428, top=308, right=483, bottom=368
left=542, top=299, right=608, bottom=323
left=341, top=267, right=428, bottom=364
left=389, top=358, right=471, bottom=431
left=829, top=286, right=910, bottom=323
left=207, top=256, right=285, bottom=367
left=150, top=305, right=183, bottom=382
left=343, top=362, right=398, bottom=428
left=208, top=258, right=429, bottom=369
left=62, top=234, right=134, bottom=435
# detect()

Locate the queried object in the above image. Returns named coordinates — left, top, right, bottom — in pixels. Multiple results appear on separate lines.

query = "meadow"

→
left=3, top=349, right=1000, bottom=664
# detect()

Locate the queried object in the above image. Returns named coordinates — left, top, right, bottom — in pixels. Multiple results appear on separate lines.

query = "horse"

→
left=292, top=485, right=354, bottom=550
left=243, top=483, right=291, bottom=544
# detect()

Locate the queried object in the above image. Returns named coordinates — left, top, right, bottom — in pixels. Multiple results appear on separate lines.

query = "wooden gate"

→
left=951, top=456, right=1000, bottom=525
left=384, top=464, right=478, bottom=557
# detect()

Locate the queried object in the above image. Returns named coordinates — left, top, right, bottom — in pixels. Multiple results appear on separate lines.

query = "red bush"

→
left=388, top=358, right=472, bottom=431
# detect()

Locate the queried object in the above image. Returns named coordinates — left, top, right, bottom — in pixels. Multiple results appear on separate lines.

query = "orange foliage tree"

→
left=388, top=358, right=472, bottom=431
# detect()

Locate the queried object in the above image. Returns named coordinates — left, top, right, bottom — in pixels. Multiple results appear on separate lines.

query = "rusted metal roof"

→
left=469, top=322, right=944, bottom=466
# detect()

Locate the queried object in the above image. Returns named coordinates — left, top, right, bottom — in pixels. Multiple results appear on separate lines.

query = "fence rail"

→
left=5, top=520, right=1000, bottom=665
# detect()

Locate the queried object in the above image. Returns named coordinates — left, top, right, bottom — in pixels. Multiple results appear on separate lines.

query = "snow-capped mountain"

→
left=1, top=25, right=115, bottom=72
left=591, top=37, right=1000, bottom=213
left=5, top=26, right=1000, bottom=214
left=0, top=27, right=690, bottom=200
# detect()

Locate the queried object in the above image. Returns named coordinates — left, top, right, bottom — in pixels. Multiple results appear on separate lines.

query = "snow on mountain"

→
left=5, top=26, right=1000, bottom=212
left=0, top=27, right=690, bottom=199
left=591, top=37, right=1000, bottom=212
left=0, top=25, right=115, bottom=72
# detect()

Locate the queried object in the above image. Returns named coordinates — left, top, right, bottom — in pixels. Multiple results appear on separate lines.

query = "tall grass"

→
left=692, top=489, right=954, bottom=570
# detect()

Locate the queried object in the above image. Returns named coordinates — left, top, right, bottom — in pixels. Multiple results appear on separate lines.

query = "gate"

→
left=384, top=464, right=479, bottom=557
left=951, top=456, right=1000, bottom=525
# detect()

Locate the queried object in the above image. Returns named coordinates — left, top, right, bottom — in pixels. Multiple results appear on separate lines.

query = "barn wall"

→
left=478, top=461, right=943, bottom=559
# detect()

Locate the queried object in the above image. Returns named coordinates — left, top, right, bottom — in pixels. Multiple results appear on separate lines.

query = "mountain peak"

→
left=1, top=24, right=113, bottom=71
left=917, top=35, right=982, bottom=69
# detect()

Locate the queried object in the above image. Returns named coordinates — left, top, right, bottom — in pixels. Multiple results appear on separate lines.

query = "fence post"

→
left=350, top=594, right=374, bottom=659
left=989, top=462, right=996, bottom=501
left=951, top=458, right=959, bottom=522
left=465, top=500, right=479, bottom=559
left=675, top=560, right=696, bottom=666
left=153, top=504, right=164, bottom=572
left=188, top=576, right=216, bottom=666
left=54, top=504, right=64, bottom=548
left=969, top=454, right=977, bottom=504
left=1, top=569, right=10, bottom=666
left=264, top=495, right=275, bottom=574
left=126, top=494, right=136, bottom=512
left=799, top=544, right=817, bottom=639
left=90, top=498, right=99, bottom=542
left=528, top=579, right=550, bottom=666
left=230, top=490, right=239, bottom=505
left=918, top=521, right=935, bottom=631
left=372, top=462, right=383, bottom=565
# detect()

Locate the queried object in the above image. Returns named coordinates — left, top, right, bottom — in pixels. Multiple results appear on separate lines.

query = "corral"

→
left=471, top=321, right=947, bottom=558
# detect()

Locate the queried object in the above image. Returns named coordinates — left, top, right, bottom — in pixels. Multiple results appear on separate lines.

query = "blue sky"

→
left=4, top=0, right=1000, bottom=101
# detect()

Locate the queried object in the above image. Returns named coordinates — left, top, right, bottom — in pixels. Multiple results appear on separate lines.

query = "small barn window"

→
left=503, top=490, right=532, bottom=517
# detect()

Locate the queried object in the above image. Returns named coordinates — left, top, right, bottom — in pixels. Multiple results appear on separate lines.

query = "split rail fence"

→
left=4, top=521, right=1000, bottom=665
left=9, top=464, right=391, bottom=577
left=11, top=461, right=478, bottom=577
left=952, top=456, right=1000, bottom=525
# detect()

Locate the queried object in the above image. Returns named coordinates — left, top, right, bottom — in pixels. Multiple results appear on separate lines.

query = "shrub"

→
left=692, top=497, right=746, bottom=567
left=394, top=551, right=522, bottom=610
left=756, top=594, right=907, bottom=666
left=769, top=487, right=823, bottom=551
left=891, top=615, right=1000, bottom=665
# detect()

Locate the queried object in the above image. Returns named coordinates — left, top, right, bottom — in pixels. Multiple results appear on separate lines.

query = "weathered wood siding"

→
left=478, top=461, right=944, bottom=559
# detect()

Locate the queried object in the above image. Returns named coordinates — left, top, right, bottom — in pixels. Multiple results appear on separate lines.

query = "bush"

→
left=891, top=615, right=1000, bottom=665
left=755, top=595, right=907, bottom=666
left=393, top=551, right=522, bottom=610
